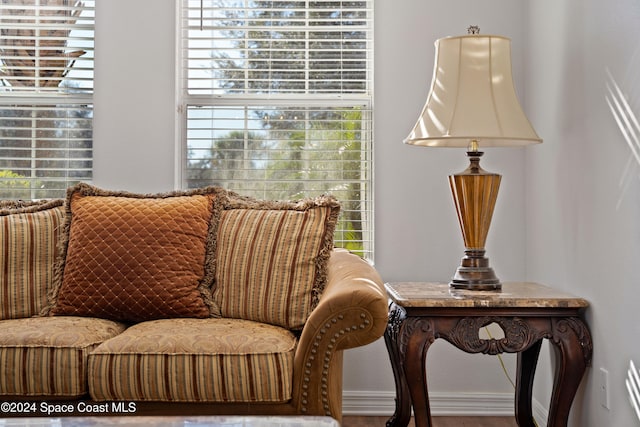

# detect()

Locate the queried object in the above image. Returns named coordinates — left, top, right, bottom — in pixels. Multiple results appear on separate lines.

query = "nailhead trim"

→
left=300, top=311, right=372, bottom=416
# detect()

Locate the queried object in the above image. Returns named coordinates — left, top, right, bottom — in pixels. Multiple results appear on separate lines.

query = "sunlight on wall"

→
left=626, top=360, right=640, bottom=422
left=605, top=68, right=640, bottom=210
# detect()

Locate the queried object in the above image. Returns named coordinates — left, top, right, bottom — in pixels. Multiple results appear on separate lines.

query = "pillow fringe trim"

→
left=40, top=183, right=226, bottom=319
left=0, top=199, right=64, bottom=216
left=223, top=190, right=341, bottom=319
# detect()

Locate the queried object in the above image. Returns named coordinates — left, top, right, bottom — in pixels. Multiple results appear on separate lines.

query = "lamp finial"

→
left=467, top=25, right=480, bottom=35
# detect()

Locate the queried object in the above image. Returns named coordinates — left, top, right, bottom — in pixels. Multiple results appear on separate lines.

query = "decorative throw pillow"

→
left=213, top=192, right=340, bottom=330
left=0, top=199, right=65, bottom=319
left=43, top=183, right=224, bottom=322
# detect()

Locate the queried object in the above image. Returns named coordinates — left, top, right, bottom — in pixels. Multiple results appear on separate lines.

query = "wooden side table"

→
left=384, top=282, right=593, bottom=427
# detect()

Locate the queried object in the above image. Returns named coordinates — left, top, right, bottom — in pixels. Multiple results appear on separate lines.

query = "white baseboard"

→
left=342, top=390, right=397, bottom=416
left=343, top=390, right=548, bottom=423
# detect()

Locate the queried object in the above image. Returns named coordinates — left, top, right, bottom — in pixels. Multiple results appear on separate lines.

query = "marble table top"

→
left=385, top=282, right=589, bottom=309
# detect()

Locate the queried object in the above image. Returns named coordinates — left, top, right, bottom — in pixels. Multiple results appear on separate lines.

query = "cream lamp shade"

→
left=404, top=34, right=542, bottom=148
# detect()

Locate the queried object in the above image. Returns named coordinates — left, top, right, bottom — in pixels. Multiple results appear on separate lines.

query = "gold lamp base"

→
left=448, top=150, right=502, bottom=291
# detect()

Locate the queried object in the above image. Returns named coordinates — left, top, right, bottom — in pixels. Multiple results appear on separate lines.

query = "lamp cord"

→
left=484, top=327, right=539, bottom=427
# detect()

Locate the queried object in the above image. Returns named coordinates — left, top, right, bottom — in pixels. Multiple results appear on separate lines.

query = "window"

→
left=178, top=0, right=374, bottom=259
left=0, top=0, right=94, bottom=200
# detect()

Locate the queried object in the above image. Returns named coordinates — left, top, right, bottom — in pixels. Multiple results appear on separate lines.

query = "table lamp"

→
left=405, top=27, right=542, bottom=291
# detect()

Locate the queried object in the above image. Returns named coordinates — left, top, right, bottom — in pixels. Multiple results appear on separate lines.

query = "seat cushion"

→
left=88, top=318, right=296, bottom=403
left=213, top=192, right=340, bottom=330
left=0, top=199, right=64, bottom=319
left=44, top=183, right=225, bottom=322
left=0, top=316, right=126, bottom=397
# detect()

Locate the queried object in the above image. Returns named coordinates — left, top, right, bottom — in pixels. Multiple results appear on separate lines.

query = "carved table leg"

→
left=515, top=339, right=542, bottom=427
left=403, top=317, right=436, bottom=427
left=384, top=303, right=412, bottom=427
left=547, top=318, right=593, bottom=427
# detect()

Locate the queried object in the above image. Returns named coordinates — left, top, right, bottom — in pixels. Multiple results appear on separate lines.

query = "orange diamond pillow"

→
left=44, top=184, right=224, bottom=322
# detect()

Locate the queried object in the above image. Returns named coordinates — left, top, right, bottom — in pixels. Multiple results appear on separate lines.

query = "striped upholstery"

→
left=0, top=200, right=64, bottom=319
left=213, top=193, right=340, bottom=330
left=88, top=318, right=296, bottom=402
left=0, top=316, right=126, bottom=397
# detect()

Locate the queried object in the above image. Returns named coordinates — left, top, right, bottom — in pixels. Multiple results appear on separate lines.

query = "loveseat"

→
left=0, top=184, right=387, bottom=421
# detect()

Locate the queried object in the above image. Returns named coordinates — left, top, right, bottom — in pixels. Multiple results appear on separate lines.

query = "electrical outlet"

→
left=600, top=367, right=610, bottom=410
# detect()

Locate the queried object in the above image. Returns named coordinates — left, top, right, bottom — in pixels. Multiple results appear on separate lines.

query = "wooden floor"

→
left=341, top=415, right=517, bottom=427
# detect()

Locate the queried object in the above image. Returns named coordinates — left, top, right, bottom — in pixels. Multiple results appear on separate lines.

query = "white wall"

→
left=94, top=0, right=176, bottom=193
left=525, top=0, right=640, bottom=425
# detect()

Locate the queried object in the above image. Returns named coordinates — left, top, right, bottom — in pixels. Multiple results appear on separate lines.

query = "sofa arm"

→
left=303, top=248, right=387, bottom=350
left=292, top=248, right=387, bottom=418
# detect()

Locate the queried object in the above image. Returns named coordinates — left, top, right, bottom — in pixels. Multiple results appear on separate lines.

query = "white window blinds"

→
left=0, top=0, right=94, bottom=199
left=179, top=0, right=374, bottom=259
